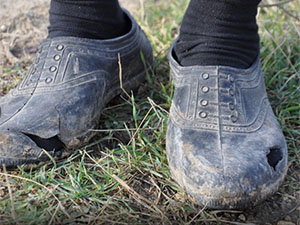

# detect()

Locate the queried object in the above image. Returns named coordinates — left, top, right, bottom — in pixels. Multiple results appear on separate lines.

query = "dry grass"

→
left=0, top=0, right=299, bottom=224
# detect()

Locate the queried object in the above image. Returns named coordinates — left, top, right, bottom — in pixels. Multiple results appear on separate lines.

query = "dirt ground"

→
left=0, top=0, right=299, bottom=224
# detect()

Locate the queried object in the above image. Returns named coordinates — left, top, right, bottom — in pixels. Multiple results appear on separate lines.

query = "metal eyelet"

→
left=229, top=88, right=235, bottom=96
left=202, top=73, right=209, bottom=80
left=49, top=66, right=57, bottom=72
left=231, top=115, right=238, bottom=123
left=199, top=111, right=207, bottom=118
left=45, top=77, right=53, bottom=84
left=201, top=100, right=208, bottom=106
left=202, top=86, right=209, bottom=93
left=229, top=102, right=235, bottom=110
left=54, top=55, right=61, bottom=61
left=57, top=44, right=64, bottom=51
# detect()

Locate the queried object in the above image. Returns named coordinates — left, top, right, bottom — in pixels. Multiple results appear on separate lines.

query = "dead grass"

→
left=0, top=0, right=299, bottom=224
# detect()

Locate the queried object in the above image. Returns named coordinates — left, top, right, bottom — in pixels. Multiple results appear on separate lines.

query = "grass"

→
left=0, top=0, right=299, bottom=224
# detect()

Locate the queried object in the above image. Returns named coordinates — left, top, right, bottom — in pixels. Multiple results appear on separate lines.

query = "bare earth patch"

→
left=0, top=0, right=299, bottom=224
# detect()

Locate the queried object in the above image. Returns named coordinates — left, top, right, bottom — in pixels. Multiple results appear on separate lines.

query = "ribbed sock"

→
left=48, top=0, right=131, bottom=39
left=174, top=0, right=261, bottom=69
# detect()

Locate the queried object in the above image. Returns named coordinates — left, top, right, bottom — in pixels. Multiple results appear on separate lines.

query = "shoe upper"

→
left=167, top=45, right=288, bottom=209
left=0, top=11, right=153, bottom=166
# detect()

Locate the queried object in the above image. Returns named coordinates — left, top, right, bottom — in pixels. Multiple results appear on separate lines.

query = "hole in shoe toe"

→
left=267, top=147, right=283, bottom=170
left=23, top=134, right=64, bottom=152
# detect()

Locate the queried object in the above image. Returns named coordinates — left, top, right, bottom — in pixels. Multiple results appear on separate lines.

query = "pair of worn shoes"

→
left=0, top=11, right=288, bottom=209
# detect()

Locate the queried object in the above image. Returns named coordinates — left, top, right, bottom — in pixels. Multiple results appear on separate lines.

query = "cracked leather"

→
left=166, top=43, right=288, bottom=209
left=0, top=11, right=153, bottom=167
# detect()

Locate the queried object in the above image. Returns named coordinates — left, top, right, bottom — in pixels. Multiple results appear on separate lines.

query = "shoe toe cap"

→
left=166, top=118, right=288, bottom=209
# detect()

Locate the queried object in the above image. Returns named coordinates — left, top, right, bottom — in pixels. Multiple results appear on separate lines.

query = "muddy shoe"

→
left=0, top=11, right=153, bottom=168
left=166, top=42, right=288, bottom=209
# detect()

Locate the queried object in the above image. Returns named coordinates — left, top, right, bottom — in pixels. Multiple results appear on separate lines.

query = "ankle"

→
left=174, top=0, right=261, bottom=69
left=47, top=0, right=131, bottom=39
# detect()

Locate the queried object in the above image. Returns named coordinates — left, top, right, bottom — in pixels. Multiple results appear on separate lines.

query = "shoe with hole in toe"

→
left=0, top=11, right=153, bottom=168
left=166, top=42, right=288, bottom=209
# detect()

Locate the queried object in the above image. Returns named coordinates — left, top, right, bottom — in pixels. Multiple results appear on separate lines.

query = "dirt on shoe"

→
left=0, top=0, right=299, bottom=224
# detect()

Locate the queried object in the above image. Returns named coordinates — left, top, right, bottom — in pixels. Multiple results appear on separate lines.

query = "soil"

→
left=0, top=0, right=299, bottom=224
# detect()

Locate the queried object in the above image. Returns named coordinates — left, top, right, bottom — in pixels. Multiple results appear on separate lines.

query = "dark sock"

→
left=174, top=0, right=261, bottom=69
left=48, top=0, right=131, bottom=39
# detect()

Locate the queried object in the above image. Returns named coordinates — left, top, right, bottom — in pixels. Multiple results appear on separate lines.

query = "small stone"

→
left=284, top=216, right=292, bottom=221
left=25, top=46, right=38, bottom=54
left=0, top=24, right=7, bottom=32
left=238, top=214, right=246, bottom=221
left=28, top=199, right=36, bottom=205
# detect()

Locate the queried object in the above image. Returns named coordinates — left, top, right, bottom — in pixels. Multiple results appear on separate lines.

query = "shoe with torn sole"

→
left=0, top=10, right=153, bottom=168
left=166, top=41, right=288, bottom=209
